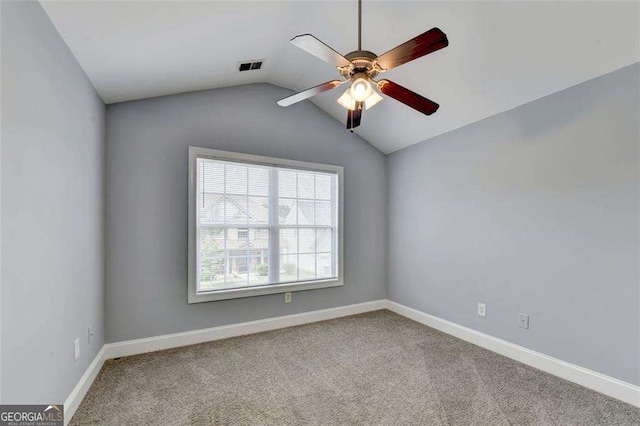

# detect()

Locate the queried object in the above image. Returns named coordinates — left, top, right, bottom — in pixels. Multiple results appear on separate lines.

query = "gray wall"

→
left=388, top=64, right=639, bottom=385
left=1, top=1, right=105, bottom=403
left=105, top=84, right=387, bottom=343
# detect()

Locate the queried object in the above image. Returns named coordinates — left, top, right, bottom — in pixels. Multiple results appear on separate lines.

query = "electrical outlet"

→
left=284, top=292, right=292, bottom=303
left=73, top=338, right=80, bottom=360
left=477, top=303, right=486, bottom=317
left=88, top=326, right=95, bottom=344
left=518, top=313, right=529, bottom=329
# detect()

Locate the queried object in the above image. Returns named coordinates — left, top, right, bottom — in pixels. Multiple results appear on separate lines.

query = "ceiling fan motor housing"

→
left=341, top=50, right=379, bottom=79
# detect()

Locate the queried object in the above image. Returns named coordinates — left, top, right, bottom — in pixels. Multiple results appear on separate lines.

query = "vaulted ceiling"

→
left=40, top=1, right=639, bottom=153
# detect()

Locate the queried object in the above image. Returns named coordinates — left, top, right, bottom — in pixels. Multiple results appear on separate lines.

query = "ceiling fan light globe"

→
left=364, top=91, right=383, bottom=109
left=337, top=89, right=356, bottom=110
left=350, top=78, right=372, bottom=102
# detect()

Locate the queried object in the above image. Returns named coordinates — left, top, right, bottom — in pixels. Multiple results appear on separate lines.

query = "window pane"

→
left=200, top=227, right=225, bottom=251
left=248, top=167, right=269, bottom=196
left=315, top=200, right=332, bottom=226
left=249, top=256, right=269, bottom=285
left=225, top=195, right=247, bottom=224
left=279, top=228, right=297, bottom=254
left=199, top=253, right=226, bottom=291
left=223, top=227, right=247, bottom=288
left=225, top=164, right=247, bottom=194
left=317, top=253, right=333, bottom=278
left=201, top=161, right=224, bottom=193
left=317, top=229, right=332, bottom=252
left=248, top=196, right=269, bottom=224
left=278, top=199, right=297, bottom=224
left=299, top=228, right=315, bottom=254
left=199, top=228, right=225, bottom=291
left=279, top=255, right=298, bottom=282
left=226, top=256, right=248, bottom=288
left=298, top=254, right=316, bottom=279
left=234, top=256, right=249, bottom=274
left=278, top=170, right=296, bottom=198
left=315, top=174, right=332, bottom=200
left=248, top=229, right=269, bottom=257
left=225, top=227, right=246, bottom=251
left=297, top=200, right=314, bottom=225
left=298, top=172, right=314, bottom=199
left=247, top=228, right=269, bottom=285
left=200, top=193, right=225, bottom=224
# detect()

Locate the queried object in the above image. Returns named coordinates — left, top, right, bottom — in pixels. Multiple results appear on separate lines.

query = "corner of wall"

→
left=384, top=153, right=391, bottom=300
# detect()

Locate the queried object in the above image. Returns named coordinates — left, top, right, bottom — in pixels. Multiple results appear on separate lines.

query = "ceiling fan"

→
left=277, top=0, right=449, bottom=132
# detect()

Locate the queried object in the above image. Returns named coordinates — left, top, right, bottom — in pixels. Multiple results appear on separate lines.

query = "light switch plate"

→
left=73, top=338, right=80, bottom=360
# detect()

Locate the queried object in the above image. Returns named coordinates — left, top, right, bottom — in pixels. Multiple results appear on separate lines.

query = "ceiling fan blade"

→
left=377, top=80, right=439, bottom=115
left=290, top=34, right=351, bottom=68
left=375, top=28, right=448, bottom=71
left=347, top=102, right=363, bottom=130
left=277, top=80, right=344, bottom=107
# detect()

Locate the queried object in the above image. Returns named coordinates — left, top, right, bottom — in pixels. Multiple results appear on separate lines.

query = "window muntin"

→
left=191, top=149, right=341, bottom=301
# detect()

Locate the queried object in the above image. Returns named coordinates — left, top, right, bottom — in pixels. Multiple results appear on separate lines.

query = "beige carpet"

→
left=71, top=310, right=639, bottom=425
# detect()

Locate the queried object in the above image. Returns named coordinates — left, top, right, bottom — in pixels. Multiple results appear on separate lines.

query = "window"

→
left=188, top=147, right=343, bottom=303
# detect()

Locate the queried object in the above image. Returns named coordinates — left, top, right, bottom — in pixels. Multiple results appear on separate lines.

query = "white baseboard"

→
left=385, top=300, right=640, bottom=408
left=103, top=300, right=386, bottom=359
left=63, top=346, right=106, bottom=425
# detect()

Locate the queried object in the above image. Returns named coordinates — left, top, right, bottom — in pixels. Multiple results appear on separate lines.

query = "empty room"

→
left=1, top=0, right=639, bottom=424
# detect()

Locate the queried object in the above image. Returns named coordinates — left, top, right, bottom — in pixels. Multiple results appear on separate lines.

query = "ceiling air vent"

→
left=238, top=60, right=264, bottom=72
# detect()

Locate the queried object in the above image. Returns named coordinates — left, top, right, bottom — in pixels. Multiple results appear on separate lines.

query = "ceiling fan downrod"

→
left=358, top=0, right=362, bottom=51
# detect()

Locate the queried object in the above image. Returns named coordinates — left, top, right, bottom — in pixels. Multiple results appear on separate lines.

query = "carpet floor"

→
left=71, top=310, right=640, bottom=425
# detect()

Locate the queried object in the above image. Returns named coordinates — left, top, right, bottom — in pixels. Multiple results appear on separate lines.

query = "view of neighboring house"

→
left=198, top=162, right=334, bottom=290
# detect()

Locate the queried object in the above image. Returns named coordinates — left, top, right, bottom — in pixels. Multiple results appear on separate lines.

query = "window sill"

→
left=188, top=278, right=343, bottom=303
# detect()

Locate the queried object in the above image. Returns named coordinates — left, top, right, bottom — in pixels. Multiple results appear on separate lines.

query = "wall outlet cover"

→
left=284, top=292, right=292, bottom=303
left=478, top=303, right=486, bottom=317
left=518, top=313, right=530, bottom=329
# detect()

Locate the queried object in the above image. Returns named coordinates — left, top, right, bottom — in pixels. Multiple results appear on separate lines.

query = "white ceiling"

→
left=40, top=1, right=639, bottom=154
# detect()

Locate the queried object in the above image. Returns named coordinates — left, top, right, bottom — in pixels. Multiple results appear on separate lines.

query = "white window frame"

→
left=188, top=146, right=344, bottom=303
